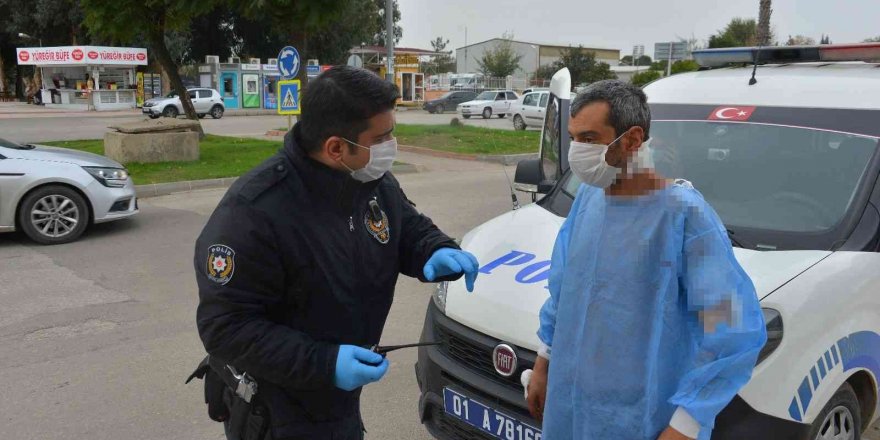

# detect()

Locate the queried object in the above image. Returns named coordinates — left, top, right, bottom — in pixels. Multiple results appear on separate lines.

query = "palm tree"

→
left=757, top=0, right=773, bottom=46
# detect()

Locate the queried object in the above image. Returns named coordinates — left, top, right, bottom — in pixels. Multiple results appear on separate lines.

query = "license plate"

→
left=443, top=388, right=542, bottom=440
left=142, top=108, right=150, bottom=113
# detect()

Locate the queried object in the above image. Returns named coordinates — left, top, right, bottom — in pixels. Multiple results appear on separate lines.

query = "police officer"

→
left=194, top=66, right=480, bottom=440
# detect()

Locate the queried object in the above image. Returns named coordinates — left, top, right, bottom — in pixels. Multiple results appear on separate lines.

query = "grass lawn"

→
left=272, top=124, right=542, bottom=155
left=394, top=124, right=540, bottom=155
left=46, top=135, right=283, bottom=185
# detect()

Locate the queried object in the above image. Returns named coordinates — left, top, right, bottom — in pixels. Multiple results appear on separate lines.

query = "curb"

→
left=398, top=144, right=537, bottom=166
left=134, top=164, right=421, bottom=199
left=266, top=130, right=287, bottom=137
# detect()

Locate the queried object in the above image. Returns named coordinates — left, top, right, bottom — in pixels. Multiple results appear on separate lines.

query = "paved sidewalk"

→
left=0, top=102, right=279, bottom=120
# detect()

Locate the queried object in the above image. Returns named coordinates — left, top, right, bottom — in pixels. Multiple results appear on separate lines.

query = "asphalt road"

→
left=0, top=110, right=522, bottom=144
left=0, top=151, right=521, bottom=440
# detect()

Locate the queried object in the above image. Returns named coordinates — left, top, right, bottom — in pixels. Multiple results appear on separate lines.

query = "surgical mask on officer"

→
left=339, top=137, right=398, bottom=182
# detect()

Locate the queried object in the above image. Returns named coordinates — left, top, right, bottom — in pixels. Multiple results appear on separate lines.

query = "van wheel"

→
left=162, top=106, right=179, bottom=118
left=18, top=185, right=90, bottom=245
left=482, top=107, right=492, bottom=119
left=808, top=382, right=860, bottom=440
left=436, top=104, right=445, bottom=113
left=513, top=115, right=526, bottom=130
left=210, top=105, right=224, bottom=119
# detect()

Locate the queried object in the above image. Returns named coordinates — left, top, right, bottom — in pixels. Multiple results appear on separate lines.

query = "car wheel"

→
left=210, top=105, right=224, bottom=119
left=513, top=115, right=526, bottom=130
left=436, top=104, right=445, bottom=114
left=18, top=185, right=90, bottom=245
left=162, top=106, right=179, bottom=118
left=462, top=115, right=471, bottom=119
left=482, top=107, right=492, bottom=119
left=808, top=382, right=860, bottom=440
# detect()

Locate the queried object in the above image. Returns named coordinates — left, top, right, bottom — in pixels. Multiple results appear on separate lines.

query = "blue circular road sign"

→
left=277, top=46, right=300, bottom=79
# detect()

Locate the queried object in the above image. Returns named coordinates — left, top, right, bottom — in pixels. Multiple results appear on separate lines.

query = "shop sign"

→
left=16, top=46, right=148, bottom=66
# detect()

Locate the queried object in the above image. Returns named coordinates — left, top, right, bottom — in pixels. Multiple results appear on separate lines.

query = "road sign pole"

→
left=288, top=114, right=292, bottom=130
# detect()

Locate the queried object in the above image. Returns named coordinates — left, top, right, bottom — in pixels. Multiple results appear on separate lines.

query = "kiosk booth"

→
left=348, top=46, right=439, bottom=106
left=241, top=63, right=262, bottom=108
left=218, top=61, right=241, bottom=109
left=16, top=46, right=147, bottom=111
left=262, top=63, right=280, bottom=110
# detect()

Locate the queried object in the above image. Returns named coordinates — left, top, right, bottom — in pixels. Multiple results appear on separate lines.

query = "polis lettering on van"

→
left=479, top=250, right=551, bottom=286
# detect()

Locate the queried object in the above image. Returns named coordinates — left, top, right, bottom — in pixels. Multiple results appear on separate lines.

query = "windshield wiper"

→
left=726, top=229, right=749, bottom=249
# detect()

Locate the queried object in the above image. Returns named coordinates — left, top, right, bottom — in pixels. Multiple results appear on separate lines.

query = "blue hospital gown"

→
left=537, top=182, right=766, bottom=440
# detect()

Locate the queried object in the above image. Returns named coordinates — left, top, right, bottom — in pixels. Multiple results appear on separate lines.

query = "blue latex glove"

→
left=333, top=345, right=389, bottom=391
left=423, top=248, right=480, bottom=292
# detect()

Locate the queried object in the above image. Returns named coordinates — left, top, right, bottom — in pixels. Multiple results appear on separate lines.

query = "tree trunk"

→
left=0, top=52, right=7, bottom=95
left=148, top=22, right=204, bottom=139
left=757, top=0, right=773, bottom=46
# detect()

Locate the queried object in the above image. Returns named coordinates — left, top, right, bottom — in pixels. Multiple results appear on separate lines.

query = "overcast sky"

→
left=397, top=0, right=880, bottom=59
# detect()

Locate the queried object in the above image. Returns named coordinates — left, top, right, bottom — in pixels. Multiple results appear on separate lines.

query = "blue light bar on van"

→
left=693, top=43, right=880, bottom=67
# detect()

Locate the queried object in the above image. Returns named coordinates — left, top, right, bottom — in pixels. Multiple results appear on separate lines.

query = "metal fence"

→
left=428, top=74, right=546, bottom=93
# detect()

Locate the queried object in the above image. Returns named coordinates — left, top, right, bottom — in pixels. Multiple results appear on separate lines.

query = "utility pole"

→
left=666, top=42, right=673, bottom=77
left=384, top=0, right=394, bottom=83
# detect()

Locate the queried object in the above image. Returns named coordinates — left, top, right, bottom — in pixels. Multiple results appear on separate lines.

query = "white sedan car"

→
left=457, top=90, right=519, bottom=119
left=0, top=138, right=138, bottom=244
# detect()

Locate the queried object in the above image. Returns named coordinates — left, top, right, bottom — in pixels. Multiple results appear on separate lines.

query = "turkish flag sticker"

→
left=708, top=106, right=756, bottom=121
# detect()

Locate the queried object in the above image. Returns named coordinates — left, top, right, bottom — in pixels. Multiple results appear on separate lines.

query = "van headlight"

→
left=433, top=281, right=448, bottom=314
left=83, top=166, right=129, bottom=188
left=757, top=308, right=783, bottom=364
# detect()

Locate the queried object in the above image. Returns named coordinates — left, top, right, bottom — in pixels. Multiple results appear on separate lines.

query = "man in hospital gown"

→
left=526, top=80, right=766, bottom=440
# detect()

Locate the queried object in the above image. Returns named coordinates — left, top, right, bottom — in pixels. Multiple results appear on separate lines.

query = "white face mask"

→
left=568, top=131, right=627, bottom=188
left=340, top=137, right=398, bottom=182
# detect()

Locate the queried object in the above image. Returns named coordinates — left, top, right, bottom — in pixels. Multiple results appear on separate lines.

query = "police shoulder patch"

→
left=206, top=244, right=236, bottom=285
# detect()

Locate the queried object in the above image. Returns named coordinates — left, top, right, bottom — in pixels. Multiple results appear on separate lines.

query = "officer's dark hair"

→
left=571, top=79, right=651, bottom=140
left=300, top=65, right=400, bottom=152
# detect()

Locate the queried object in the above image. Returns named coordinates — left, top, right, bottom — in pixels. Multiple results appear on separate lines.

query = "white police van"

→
left=415, top=43, right=880, bottom=440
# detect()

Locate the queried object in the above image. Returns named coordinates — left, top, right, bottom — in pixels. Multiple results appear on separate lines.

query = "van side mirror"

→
left=514, top=159, right=554, bottom=194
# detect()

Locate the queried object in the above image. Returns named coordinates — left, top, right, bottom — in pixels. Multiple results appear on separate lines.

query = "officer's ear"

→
left=323, top=136, right=349, bottom=162
left=623, top=126, right=645, bottom=154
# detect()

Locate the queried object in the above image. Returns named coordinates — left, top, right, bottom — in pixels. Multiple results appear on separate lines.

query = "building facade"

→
left=455, top=38, right=620, bottom=79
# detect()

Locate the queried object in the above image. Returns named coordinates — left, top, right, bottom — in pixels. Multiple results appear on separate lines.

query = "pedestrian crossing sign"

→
left=277, top=79, right=301, bottom=115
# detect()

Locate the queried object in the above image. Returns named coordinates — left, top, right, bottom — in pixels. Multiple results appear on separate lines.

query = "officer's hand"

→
left=333, top=345, right=389, bottom=392
left=423, top=248, right=480, bottom=292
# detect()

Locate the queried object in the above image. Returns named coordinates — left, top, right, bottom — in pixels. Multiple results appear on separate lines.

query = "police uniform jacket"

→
left=194, top=125, right=461, bottom=439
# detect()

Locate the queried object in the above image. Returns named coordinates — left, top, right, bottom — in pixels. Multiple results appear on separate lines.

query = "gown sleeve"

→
left=667, top=196, right=767, bottom=437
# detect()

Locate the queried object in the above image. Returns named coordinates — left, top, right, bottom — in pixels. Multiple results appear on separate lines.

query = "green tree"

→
left=237, top=1, right=355, bottom=85
left=671, top=59, right=699, bottom=74
left=534, top=64, right=557, bottom=82
left=631, top=70, right=661, bottom=87
left=424, top=36, right=455, bottom=75
left=785, top=35, right=815, bottom=46
left=708, top=18, right=758, bottom=48
left=547, top=46, right=616, bottom=85
left=820, top=34, right=832, bottom=44
left=81, top=0, right=218, bottom=134
left=476, top=33, right=523, bottom=77
left=620, top=55, right=652, bottom=66
left=372, top=0, right=401, bottom=47
left=650, top=60, right=668, bottom=72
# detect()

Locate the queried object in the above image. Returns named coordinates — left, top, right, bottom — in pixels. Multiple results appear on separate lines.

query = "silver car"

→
left=0, top=138, right=138, bottom=245
left=142, top=88, right=225, bottom=119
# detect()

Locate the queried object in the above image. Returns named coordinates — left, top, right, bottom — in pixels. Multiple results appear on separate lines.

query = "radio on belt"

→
left=226, top=365, right=258, bottom=403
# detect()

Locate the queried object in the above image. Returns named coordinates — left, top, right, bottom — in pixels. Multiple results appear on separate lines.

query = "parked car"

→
left=513, top=91, right=578, bottom=130
left=457, top=90, right=519, bottom=119
left=424, top=91, right=478, bottom=114
left=417, top=43, right=880, bottom=440
left=0, top=138, right=138, bottom=244
left=142, top=88, right=225, bottom=119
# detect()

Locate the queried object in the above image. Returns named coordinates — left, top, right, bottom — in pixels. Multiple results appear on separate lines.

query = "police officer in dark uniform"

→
left=193, top=66, right=480, bottom=440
